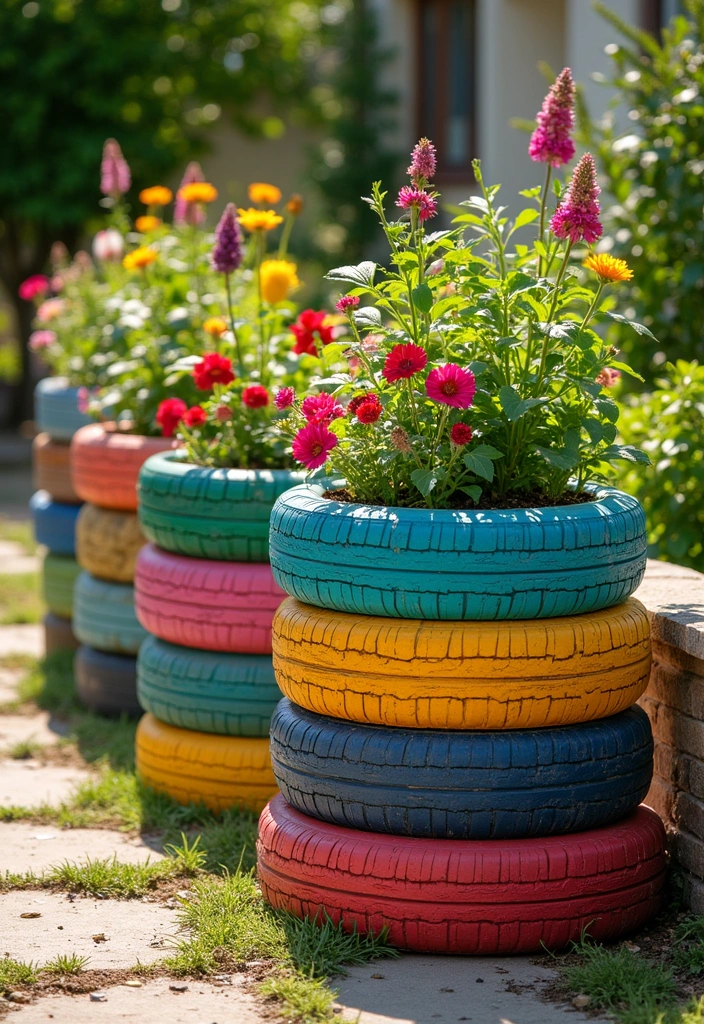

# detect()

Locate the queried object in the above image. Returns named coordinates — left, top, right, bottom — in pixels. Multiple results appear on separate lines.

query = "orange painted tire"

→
left=70, top=423, right=175, bottom=512
left=33, top=434, right=81, bottom=504
left=272, top=597, right=652, bottom=730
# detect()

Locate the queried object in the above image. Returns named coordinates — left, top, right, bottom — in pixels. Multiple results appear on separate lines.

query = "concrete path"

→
left=1, top=824, right=165, bottom=874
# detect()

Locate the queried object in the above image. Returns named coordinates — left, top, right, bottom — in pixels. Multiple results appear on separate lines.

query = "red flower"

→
left=335, top=295, right=360, bottom=313
left=292, top=421, right=338, bottom=470
left=215, top=405, right=231, bottom=422
left=425, top=364, right=476, bottom=409
left=347, top=393, right=371, bottom=415
left=301, top=392, right=344, bottom=424
left=183, top=405, right=207, bottom=427
left=19, top=275, right=50, bottom=302
left=242, top=384, right=270, bottom=409
left=356, top=396, right=383, bottom=423
left=192, top=353, right=235, bottom=390
left=275, top=387, right=296, bottom=410
left=290, top=309, right=335, bottom=356
left=382, top=343, right=428, bottom=383
left=156, top=398, right=187, bottom=437
left=450, top=422, right=473, bottom=446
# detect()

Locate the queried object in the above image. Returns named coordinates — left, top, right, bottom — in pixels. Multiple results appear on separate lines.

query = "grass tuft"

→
left=8, top=738, right=42, bottom=760
left=0, top=571, right=42, bottom=624
left=260, top=969, right=335, bottom=1023
left=674, top=917, right=704, bottom=976
left=46, top=855, right=173, bottom=898
left=42, top=953, right=90, bottom=976
left=0, top=955, right=39, bottom=991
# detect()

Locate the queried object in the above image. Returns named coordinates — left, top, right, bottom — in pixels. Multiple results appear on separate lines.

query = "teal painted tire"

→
left=269, top=484, right=648, bottom=620
left=137, top=635, right=281, bottom=737
left=42, top=554, right=81, bottom=618
left=73, top=571, right=146, bottom=655
left=34, top=377, right=91, bottom=442
left=137, top=451, right=305, bottom=562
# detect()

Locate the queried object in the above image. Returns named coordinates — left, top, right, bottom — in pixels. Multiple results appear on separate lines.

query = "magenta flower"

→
left=407, top=138, right=437, bottom=184
left=18, top=275, right=50, bottom=302
left=211, top=203, right=243, bottom=274
left=100, top=139, right=131, bottom=197
left=301, top=392, right=344, bottom=424
left=550, top=153, right=602, bottom=245
left=425, top=364, right=476, bottom=409
left=529, top=68, right=575, bottom=168
left=29, top=330, right=57, bottom=351
left=335, top=295, right=360, bottom=313
left=174, top=162, right=206, bottom=226
left=292, top=421, right=338, bottom=470
left=275, top=387, right=296, bottom=410
left=396, top=186, right=437, bottom=222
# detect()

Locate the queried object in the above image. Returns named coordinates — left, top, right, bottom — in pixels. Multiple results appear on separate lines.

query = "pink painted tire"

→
left=70, top=423, right=176, bottom=512
left=134, top=544, right=285, bottom=654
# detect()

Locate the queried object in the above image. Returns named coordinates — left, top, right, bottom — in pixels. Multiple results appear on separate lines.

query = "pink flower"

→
left=301, top=392, right=344, bottom=424
left=212, top=203, right=243, bottom=274
left=550, top=153, right=602, bottom=245
left=292, top=421, right=338, bottom=470
left=596, top=367, right=622, bottom=388
left=174, top=162, right=206, bottom=226
left=529, top=68, right=575, bottom=168
left=92, top=228, right=124, bottom=262
left=275, top=387, right=296, bottom=410
left=77, top=386, right=97, bottom=414
left=425, top=364, right=476, bottom=409
left=29, top=330, right=57, bottom=351
left=396, top=186, right=437, bottom=222
left=100, top=138, right=131, bottom=197
left=382, top=343, right=428, bottom=383
left=407, top=138, right=437, bottom=184
left=36, top=298, right=65, bottom=323
left=18, top=275, right=50, bottom=302
left=335, top=295, right=360, bottom=313
left=215, top=405, right=231, bottom=422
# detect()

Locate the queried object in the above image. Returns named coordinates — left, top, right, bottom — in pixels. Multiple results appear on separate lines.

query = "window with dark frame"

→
left=416, top=0, right=476, bottom=181
left=641, top=0, right=685, bottom=34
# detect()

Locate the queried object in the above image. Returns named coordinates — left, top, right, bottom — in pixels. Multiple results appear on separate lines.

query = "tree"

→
left=0, top=0, right=321, bottom=422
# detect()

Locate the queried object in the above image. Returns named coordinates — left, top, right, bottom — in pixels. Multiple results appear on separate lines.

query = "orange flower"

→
left=287, top=193, right=304, bottom=216
left=203, top=316, right=228, bottom=337
left=583, top=253, right=633, bottom=284
left=123, top=246, right=157, bottom=271
left=177, top=182, right=218, bottom=204
left=238, top=208, right=283, bottom=233
left=135, top=215, right=161, bottom=233
left=139, top=185, right=173, bottom=206
left=249, top=182, right=282, bottom=205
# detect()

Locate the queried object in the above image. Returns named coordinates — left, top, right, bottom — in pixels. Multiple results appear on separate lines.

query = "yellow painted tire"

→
left=272, top=598, right=652, bottom=730
left=135, top=713, right=278, bottom=812
left=76, top=503, right=145, bottom=583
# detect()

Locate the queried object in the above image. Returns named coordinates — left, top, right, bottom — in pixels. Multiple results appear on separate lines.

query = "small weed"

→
left=0, top=955, right=39, bottom=991
left=8, top=737, right=42, bottom=760
left=42, top=953, right=90, bottom=976
left=260, top=969, right=335, bottom=1023
left=46, top=856, right=173, bottom=898
left=164, top=833, right=207, bottom=875
left=674, top=917, right=704, bottom=976
left=0, top=571, right=43, bottom=624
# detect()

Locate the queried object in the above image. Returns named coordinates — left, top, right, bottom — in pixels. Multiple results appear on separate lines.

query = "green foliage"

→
left=0, top=571, right=42, bottom=625
left=589, top=0, right=704, bottom=381
left=618, top=360, right=704, bottom=568
left=0, top=956, right=39, bottom=992
left=41, top=953, right=90, bottom=976
left=674, top=916, right=704, bottom=975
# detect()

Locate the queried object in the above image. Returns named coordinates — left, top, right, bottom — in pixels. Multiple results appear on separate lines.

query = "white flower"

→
left=92, top=228, right=124, bottom=262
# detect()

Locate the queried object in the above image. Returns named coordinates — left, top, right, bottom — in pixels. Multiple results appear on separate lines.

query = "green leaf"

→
left=463, top=445, right=503, bottom=483
left=513, top=208, right=539, bottom=230
left=595, top=398, right=620, bottom=423
left=499, top=385, right=546, bottom=422
left=605, top=312, right=658, bottom=341
left=460, top=485, right=483, bottom=503
left=411, top=468, right=440, bottom=496
left=535, top=445, right=580, bottom=471
left=353, top=306, right=382, bottom=329
left=326, top=261, right=377, bottom=287
left=607, top=360, right=645, bottom=382
left=601, top=444, right=651, bottom=464
left=519, top=186, right=542, bottom=199
left=582, top=418, right=605, bottom=445
left=534, top=240, right=548, bottom=259
left=412, top=283, right=434, bottom=314
left=470, top=444, right=504, bottom=460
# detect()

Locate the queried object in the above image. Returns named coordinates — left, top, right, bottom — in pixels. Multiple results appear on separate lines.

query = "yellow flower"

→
left=203, top=316, right=228, bottom=337
left=122, top=246, right=157, bottom=271
left=238, top=208, right=284, bottom=233
left=583, top=253, right=633, bottom=284
left=177, top=182, right=219, bottom=204
left=135, top=215, right=161, bottom=233
left=139, top=185, right=173, bottom=206
left=260, top=259, right=300, bottom=304
left=249, top=182, right=282, bottom=205
left=286, top=193, right=304, bottom=216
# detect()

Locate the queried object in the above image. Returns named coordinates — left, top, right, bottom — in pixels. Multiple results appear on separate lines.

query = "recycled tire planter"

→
left=270, top=699, right=653, bottom=839
left=71, top=424, right=175, bottom=512
left=134, top=544, right=284, bottom=653
left=75, top=645, right=140, bottom=718
left=73, top=571, right=146, bottom=655
left=137, top=451, right=305, bottom=562
left=272, top=597, right=651, bottom=730
left=136, top=713, right=277, bottom=812
left=30, top=491, right=80, bottom=556
left=257, top=795, right=667, bottom=954
left=269, top=484, right=647, bottom=620
left=33, top=434, right=80, bottom=504
left=76, top=504, right=145, bottom=583
left=43, top=612, right=78, bottom=655
left=34, top=377, right=91, bottom=442
left=137, top=635, right=280, bottom=736
left=42, top=554, right=80, bottom=618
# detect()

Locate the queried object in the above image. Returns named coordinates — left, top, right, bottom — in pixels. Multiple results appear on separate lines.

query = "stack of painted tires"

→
left=133, top=451, right=303, bottom=812
left=33, top=378, right=91, bottom=653
left=69, top=423, right=174, bottom=716
left=258, top=483, right=669, bottom=955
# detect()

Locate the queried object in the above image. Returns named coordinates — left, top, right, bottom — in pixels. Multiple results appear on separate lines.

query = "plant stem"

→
left=277, top=215, right=294, bottom=259
left=580, top=281, right=605, bottom=331
left=537, top=164, right=552, bottom=276
left=536, top=240, right=573, bottom=389
left=224, top=273, right=244, bottom=376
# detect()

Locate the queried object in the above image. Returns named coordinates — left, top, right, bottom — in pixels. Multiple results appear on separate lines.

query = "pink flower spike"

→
left=292, top=421, right=338, bottom=470
left=396, top=186, right=437, bottom=222
left=425, top=364, right=476, bottom=409
left=550, top=152, right=602, bottom=245
left=407, top=138, right=437, bottom=184
left=29, top=330, right=57, bottom=351
left=212, top=203, right=243, bottom=274
left=174, top=162, right=205, bottom=226
left=275, top=387, right=296, bottom=410
left=529, top=68, right=576, bottom=168
left=100, top=139, right=131, bottom=197
left=335, top=295, right=360, bottom=314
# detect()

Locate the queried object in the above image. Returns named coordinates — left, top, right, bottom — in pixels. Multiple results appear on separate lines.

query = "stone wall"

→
left=635, top=560, right=704, bottom=913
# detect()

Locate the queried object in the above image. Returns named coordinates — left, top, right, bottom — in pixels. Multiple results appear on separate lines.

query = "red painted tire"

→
left=257, top=796, right=667, bottom=955
left=70, top=423, right=175, bottom=512
left=134, top=544, right=285, bottom=654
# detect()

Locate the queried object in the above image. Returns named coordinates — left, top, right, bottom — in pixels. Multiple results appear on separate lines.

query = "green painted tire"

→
left=42, top=554, right=81, bottom=618
left=73, top=571, right=147, bottom=655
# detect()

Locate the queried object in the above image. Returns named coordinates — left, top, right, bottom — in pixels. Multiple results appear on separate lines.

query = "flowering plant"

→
left=277, top=73, right=652, bottom=509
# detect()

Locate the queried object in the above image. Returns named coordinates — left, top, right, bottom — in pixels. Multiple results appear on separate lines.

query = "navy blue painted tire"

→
left=34, top=377, right=91, bottom=442
left=73, top=571, right=146, bottom=655
left=137, top=635, right=280, bottom=737
left=30, top=491, right=80, bottom=556
left=270, top=700, right=653, bottom=839
left=269, top=484, right=647, bottom=620
left=75, top=645, right=140, bottom=718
